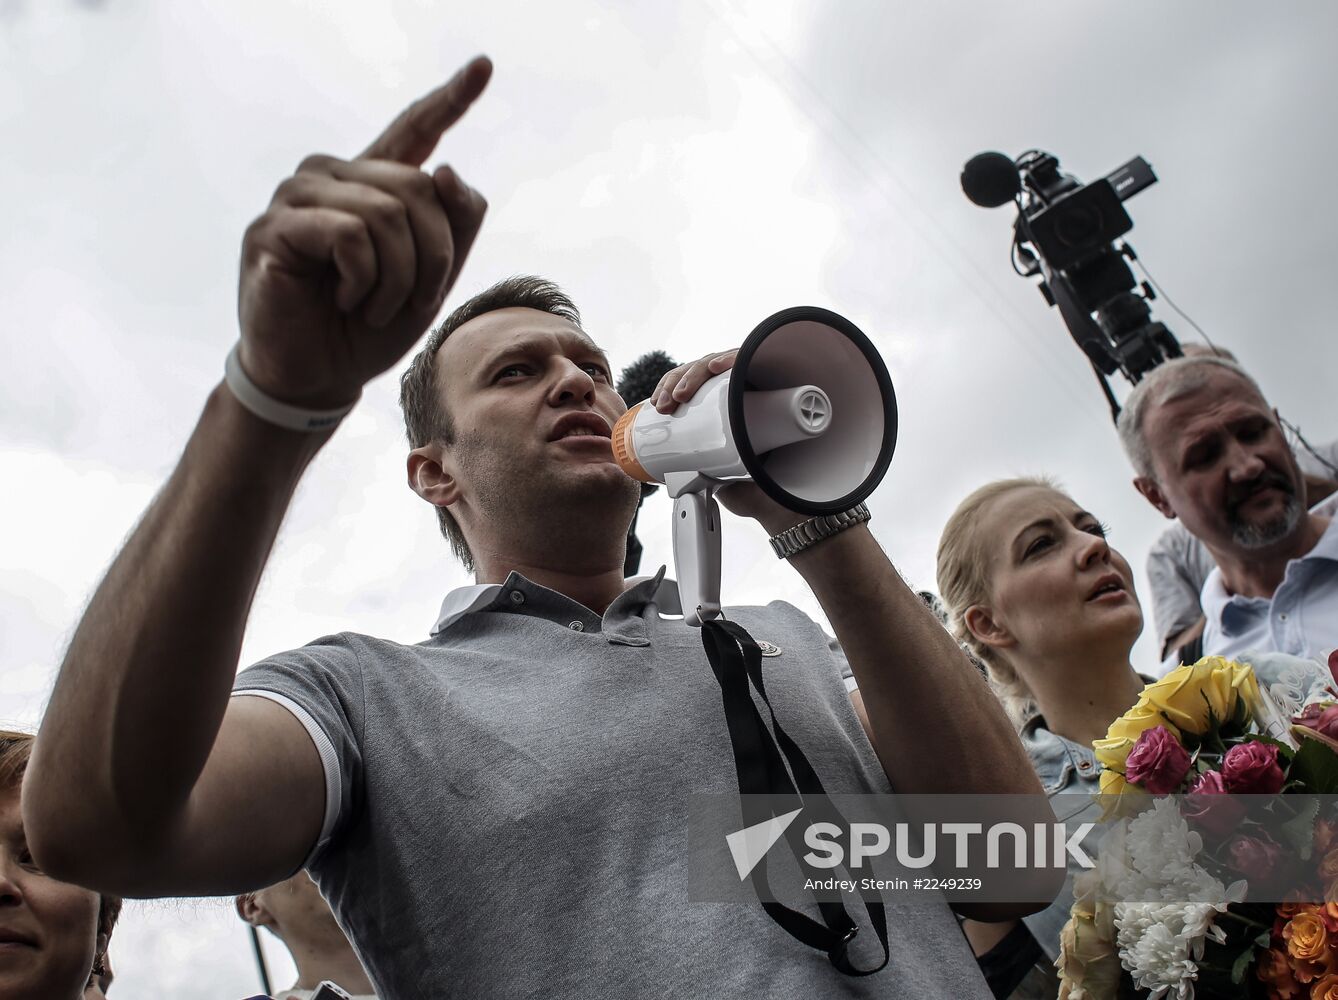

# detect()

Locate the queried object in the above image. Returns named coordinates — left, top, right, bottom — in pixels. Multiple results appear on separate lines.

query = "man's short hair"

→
left=1116, top=355, right=1266, bottom=480
left=399, top=276, right=582, bottom=571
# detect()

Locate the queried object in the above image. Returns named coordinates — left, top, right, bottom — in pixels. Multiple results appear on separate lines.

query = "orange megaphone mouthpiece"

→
left=612, top=402, right=656, bottom=484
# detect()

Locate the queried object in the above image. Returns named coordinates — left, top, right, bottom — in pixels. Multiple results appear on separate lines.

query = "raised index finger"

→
left=360, top=55, right=493, bottom=165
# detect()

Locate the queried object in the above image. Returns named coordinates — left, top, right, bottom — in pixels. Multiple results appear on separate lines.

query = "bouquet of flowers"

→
left=1057, top=655, right=1338, bottom=1000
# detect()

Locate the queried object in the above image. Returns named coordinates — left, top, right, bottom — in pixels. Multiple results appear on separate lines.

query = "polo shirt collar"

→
left=430, top=565, right=674, bottom=636
left=430, top=582, right=502, bottom=635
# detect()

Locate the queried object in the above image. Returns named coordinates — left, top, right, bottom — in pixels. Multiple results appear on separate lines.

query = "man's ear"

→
left=963, top=605, right=1015, bottom=652
left=1133, top=475, right=1177, bottom=519
left=235, top=892, right=272, bottom=929
left=407, top=443, right=460, bottom=508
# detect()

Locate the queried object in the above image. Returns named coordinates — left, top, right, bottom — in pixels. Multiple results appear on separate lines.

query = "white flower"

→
left=1115, top=906, right=1200, bottom=998
left=1093, top=799, right=1244, bottom=999
left=1110, top=797, right=1200, bottom=899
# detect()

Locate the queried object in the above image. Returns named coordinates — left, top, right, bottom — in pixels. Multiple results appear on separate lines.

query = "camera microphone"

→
left=960, top=151, right=1021, bottom=208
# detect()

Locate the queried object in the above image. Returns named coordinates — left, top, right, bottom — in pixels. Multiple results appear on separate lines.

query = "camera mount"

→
left=962, top=149, right=1181, bottom=421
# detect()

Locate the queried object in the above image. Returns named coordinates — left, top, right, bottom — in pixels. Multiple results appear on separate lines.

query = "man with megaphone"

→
left=24, top=56, right=1050, bottom=999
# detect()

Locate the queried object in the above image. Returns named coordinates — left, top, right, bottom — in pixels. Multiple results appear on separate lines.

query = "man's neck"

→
left=458, top=481, right=639, bottom=616
left=1211, top=513, right=1330, bottom=599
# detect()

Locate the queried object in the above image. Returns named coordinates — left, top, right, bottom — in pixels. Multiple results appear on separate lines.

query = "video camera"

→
left=961, top=149, right=1182, bottom=414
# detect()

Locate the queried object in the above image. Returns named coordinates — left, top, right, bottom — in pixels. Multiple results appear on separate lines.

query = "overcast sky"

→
left=3, top=1, right=1335, bottom=994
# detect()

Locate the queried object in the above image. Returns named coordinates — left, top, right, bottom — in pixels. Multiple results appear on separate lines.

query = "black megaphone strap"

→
left=701, top=618, right=889, bottom=976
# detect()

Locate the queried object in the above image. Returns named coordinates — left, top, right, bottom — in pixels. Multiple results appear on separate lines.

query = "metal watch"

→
left=768, top=503, right=871, bottom=559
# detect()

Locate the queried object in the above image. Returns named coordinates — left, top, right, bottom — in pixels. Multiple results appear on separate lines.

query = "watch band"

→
left=769, top=503, right=871, bottom=559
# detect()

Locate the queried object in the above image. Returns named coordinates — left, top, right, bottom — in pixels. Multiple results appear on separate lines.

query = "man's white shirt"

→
left=1198, top=495, right=1338, bottom=663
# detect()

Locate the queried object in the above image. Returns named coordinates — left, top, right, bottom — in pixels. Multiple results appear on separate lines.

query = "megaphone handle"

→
left=672, top=490, right=722, bottom=627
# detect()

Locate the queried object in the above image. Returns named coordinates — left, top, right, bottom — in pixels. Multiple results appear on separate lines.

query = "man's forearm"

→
left=785, top=524, right=1043, bottom=798
left=26, top=383, right=329, bottom=870
left=24, top=59, right=491, bottom=885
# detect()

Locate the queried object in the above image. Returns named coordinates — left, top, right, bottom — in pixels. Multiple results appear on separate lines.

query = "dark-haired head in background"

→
left=615, top=349, right=678, bottom=576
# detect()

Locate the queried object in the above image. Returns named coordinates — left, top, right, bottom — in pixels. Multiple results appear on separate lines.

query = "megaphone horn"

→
left=613, top=307, right=897, bottom=626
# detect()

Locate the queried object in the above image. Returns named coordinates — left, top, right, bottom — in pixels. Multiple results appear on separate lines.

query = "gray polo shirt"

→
left=233, top=568, right=988, bottom=1000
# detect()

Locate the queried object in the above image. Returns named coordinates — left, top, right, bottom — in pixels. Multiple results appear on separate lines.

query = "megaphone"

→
left=612, top=306, right=897, bottom=626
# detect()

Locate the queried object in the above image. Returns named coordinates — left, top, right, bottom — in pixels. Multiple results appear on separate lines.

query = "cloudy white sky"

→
left=3, top=1, right=1335, bottom=994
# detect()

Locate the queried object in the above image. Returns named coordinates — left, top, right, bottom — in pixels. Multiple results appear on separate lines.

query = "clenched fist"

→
left=236, top=56, right=492, bottom=409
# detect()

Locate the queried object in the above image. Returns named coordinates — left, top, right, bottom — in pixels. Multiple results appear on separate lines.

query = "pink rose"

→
left=1295, top=703, right=1327, bottom=729
left=1124, top=725, right=1192, bottom=794
left=1222, top=741, right=1286, bottom=794
left=1227, top=832, right=1283, bottom=881
left=1182, top=770, right=1247, bottom=835
left=1295, top=704, right=1338, bottom=741
left=1329, top=649, right=1338, bottom=686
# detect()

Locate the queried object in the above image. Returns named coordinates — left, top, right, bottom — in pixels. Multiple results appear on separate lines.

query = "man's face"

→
left=1136, top=368, right=1303, bottom=553
left=432, top=307, right=638, bottom=524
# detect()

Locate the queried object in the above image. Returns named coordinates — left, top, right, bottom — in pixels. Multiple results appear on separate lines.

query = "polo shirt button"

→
left=509, top=591, right=525, bottom=605
left=569, top=621, right=585, bottom=632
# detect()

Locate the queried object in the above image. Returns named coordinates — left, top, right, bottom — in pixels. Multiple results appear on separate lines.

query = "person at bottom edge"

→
left=0, top=730, right=119, bottom=1000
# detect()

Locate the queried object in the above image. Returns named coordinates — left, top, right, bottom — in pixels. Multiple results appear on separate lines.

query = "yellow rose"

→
left=1057, top=912, right=1122, bottom=1000
left=1071, top=868, right=1116, bottom=940
left=1095, top=767, right=1153, bottom=818
left=1294, top=950, right=1338, bottom=987
left=1202, top=655, right=1264, bottom=722
left=1140, top=657, right=1259, bottom=736
left=1097, top=768, right=1127, bottom=796
left=1093, top=700, right=1175, bottom=772
left=1094, top=768, right=1131, bottom=820
left=1311, top=973, right=1338, bottom=1000
left=1108, top=697, right=1180, bottom=744
left=1287, top=909, right=1330, bottom=963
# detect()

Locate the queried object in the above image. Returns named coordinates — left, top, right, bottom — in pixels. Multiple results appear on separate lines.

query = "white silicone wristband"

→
left=223, top=344, right=358, bottom=432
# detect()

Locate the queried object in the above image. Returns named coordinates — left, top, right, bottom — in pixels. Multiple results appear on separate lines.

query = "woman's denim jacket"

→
left=1017, top=712, right=1103, bottom=965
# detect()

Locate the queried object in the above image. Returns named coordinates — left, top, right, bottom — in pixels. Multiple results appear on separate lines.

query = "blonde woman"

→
left=937, top=477, right=1146, bottom=995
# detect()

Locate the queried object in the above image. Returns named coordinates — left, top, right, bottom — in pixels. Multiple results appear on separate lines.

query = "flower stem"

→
left=1219, top=911, right=1270, bottom=931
